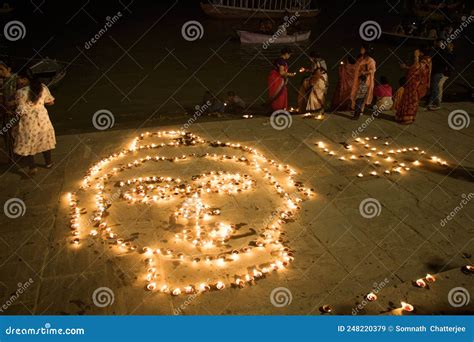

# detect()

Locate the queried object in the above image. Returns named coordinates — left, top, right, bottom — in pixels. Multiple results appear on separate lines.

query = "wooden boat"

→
left=382, top=31, right=436, bottom=43
left=0, top=3, right=13, bottom=14
left=29, top=58, right=66, bottom=87
left=237, top=30, right=310, bottom=44
left=201, top=0, right=319, bottom=19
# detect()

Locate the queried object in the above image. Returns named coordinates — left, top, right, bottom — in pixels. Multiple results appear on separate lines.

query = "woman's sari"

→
left=331, top=62, right=356, bottom=111
left=268, top=58, right=288, bottom=111
left=395, top=56, right=431, bottom=124
left=298, top=75, right=327, bottom=113
left=350, top=56, right=376, bottom=108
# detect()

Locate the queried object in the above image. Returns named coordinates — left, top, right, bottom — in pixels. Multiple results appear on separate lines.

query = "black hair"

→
left=358, top=43, right=373, bottom=59
left=347, top=55, right=356, bottom=64
left=27, top=75, right=43, bottom=104
left=380, top=76, right=389, bottom=85
left=281, top=47, right=293, bottom=55
left=359, top=74, right=367, bottom=82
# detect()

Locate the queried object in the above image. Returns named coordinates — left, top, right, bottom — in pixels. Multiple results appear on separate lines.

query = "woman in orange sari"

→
left=268, top=47, right=296, bottom=111
left=395, top=48, right=432, bottom=124
left=331, top=56, right=356, bottom=111
left=351, top=45, right=376, bottom=112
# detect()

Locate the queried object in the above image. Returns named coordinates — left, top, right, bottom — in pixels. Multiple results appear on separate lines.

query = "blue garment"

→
left=428, top=72, right=443, bottom=106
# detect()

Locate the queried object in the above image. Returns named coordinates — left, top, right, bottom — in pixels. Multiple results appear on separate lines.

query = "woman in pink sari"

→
left=268, top=47, right=296, bottom=111
left=396, top=48, right=432, bottom=124
left=351, top=45, right=376, bottom=112
left=331, top=55, right=356, bottom=111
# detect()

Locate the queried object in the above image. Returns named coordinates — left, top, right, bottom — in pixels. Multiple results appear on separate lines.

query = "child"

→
left=374, top=76, right=393, bottom=110
left=353, top=75, right=368, bottom=119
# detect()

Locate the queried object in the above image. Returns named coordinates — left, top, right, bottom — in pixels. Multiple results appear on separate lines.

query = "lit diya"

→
left=415, top=278, right=426, bottom=288
left=401, top=301, right=414, bottom=312
left=462, top=265, right=474, bottom=274
left=366, top=292, right=377, bottom=301
left=320, top=304, right=333, bottom=313
left=425, top=274, right=436, bottom=283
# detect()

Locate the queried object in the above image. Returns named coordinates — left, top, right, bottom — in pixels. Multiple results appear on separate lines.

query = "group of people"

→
left=267, top=40, right=455, bottom=125
left=0, top=62, right=56, bottom=175
left=394, top=21, right=456, bottom=41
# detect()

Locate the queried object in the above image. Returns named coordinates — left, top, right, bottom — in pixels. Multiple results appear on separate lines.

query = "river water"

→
left=3, top=0, right=473, bottom=134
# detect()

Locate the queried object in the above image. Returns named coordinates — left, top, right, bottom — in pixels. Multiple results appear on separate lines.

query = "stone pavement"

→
left=0, top=102, right=473, bottom=315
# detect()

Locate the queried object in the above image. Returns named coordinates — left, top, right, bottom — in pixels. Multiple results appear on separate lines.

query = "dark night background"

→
left=1, top=0, right=473, bottom=134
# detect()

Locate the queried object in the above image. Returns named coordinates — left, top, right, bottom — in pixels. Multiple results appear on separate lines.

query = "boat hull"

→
left=381, top=31, right=436, bottom=44
left=201, top=3, right=319, bottom=19
left=237, top=30, right=311, bottom=44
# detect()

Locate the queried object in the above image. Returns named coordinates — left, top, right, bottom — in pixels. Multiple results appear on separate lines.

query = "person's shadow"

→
left=420, top=162, right=474, bottom=183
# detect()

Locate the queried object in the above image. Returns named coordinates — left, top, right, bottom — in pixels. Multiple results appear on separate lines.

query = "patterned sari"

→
left=350, top=56, right=376, bottom=108
left=268, top=58, right=288, bottom=111
left=331, top=62, right=356, bottom=111
left=395, top=56, right=431, bottom=124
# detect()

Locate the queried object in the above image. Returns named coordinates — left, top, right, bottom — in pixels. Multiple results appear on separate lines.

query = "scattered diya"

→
left=366, top=292, right=377, bottom=301
left=401, top=301, right=414, bottom=312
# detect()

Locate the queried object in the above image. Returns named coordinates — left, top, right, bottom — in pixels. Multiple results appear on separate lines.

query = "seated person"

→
left=202, top=90, right=225, bottom=114
left=225, top=91, right=246, bottom=114
left=374, top=76, right=393, bottom=110
left=392, top=76, right=406, bottom=112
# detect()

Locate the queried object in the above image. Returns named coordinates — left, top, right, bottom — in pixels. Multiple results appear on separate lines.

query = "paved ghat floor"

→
left=0, top=103, right=473, bottom=315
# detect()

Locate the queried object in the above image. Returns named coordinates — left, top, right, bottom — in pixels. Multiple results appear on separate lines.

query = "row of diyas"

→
left=67, top=131, right=313, bottom=295
left=315, top=136, right=449, bottom=177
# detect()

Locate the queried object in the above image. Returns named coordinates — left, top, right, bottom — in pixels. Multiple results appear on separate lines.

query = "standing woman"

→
left=268, top=47, right=296, bottom=111
left=14, top=74, right=56, bottom=175
left=298, top=68, right=328, bottom=114
left=395, top=48, right=432, bottom=124
left=331, top=55, right=356, bottom=111
left=350, top=45, right=376, bottom=112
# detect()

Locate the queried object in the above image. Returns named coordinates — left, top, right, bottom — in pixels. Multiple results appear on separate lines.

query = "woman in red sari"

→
left=395, top=48, right=432, bottom=124
left=268, top=47, right=296, bottom=111
left=331, top=55, right=356, bottom=111
left=351, top=45, right=376, bottom=112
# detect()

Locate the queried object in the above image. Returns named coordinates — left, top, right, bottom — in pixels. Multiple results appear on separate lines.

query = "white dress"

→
left=13, top=85, right=56, bottom=156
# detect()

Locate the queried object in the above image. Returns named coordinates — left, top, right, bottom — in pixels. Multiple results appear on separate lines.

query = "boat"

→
left=381, top=31, right=436, bottom=43
left=0, top=3, right=13, bottom=14
left=29, top=58, right=67, bottom=87
left=201, top=0, right=319, bottom=19
left=237, top=30, right=311, bottom=44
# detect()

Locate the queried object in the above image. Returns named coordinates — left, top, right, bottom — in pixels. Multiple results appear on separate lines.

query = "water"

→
left=3, top=0, right=472, bottom=134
